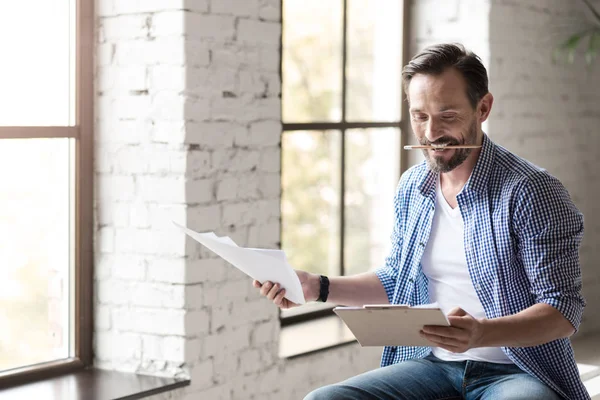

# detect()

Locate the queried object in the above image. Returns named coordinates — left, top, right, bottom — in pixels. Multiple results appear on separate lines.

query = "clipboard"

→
left=333, top=304, right=450, bottom=347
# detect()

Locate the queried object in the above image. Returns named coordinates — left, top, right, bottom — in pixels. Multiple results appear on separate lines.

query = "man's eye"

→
left=442, top=114, right=456, bottom=120
left=413, top=115, right=427, bottom=121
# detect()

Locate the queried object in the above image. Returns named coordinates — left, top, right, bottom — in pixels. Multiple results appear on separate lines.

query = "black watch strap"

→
left=317, top=275, right=329, bottom=302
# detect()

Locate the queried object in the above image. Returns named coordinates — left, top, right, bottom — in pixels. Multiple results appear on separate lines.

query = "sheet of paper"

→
left=173, top=222, right=305, bottom=305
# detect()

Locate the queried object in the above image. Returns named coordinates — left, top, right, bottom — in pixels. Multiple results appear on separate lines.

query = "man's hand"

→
left=419, top=307, right=484, bottom=353
left=252, top=270, right=319, bottom=309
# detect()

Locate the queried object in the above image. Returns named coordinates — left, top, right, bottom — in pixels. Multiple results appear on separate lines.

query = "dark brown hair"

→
left=402, top=43, right=489, bottom=109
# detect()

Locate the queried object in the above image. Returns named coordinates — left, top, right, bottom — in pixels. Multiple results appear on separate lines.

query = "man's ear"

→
left=478, top=92, right=494, bottom=123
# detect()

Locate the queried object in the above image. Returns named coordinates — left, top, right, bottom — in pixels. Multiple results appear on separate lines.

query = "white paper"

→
left=173, top=222, right=306, bottom=305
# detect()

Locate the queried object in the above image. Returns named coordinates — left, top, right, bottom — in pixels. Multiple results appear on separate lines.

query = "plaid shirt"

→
left=374, top=134, right=588, bottom=399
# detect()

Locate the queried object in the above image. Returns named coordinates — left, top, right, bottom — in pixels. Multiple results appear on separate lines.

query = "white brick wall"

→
left=95, top=0, right=380, bottom=398
left=487, top=0, right=600, bottom=335
left=95, top=0, right=600, bottom=398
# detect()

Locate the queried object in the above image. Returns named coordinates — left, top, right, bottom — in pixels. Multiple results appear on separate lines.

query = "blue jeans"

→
left=304, top=354, right=562, bottom=400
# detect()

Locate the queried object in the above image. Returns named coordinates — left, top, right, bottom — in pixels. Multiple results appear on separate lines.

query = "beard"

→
left=422, top=119, right=478, bottom=173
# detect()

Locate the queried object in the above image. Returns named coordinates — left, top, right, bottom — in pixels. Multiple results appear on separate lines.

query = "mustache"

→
left=420, top=137, right=463, bottom=146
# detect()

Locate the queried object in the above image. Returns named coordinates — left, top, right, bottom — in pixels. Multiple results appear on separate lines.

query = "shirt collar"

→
left=418, top=133, right=495, bottom=197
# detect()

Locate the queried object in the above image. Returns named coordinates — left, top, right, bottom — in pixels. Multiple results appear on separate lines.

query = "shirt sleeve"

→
left=513, top=171, right=586, bottom=331
left=374, top=179, right=404, bottom=304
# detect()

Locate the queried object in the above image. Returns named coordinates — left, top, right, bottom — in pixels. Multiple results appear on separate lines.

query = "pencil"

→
left=403, top=145, right=482, bottom=150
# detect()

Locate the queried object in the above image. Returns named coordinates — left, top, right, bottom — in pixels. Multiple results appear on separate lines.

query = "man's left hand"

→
left=420, top=307, right=484, bottom=353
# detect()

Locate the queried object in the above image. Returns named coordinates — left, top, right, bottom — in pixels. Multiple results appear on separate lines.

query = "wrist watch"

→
left=317, top=275, right=329, bottom=302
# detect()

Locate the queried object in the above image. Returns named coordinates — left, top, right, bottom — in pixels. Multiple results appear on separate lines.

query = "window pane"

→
left=0, top=139, right=73, bottom=372
left=0, top=1, right=75, bottom=126
left=281, top=131, right=341, bottom=278
left=346, top=0, right=402, bottom=122
left=344, top=128, right=400, bottom=276
left=282, top=0, right=343, bottom=123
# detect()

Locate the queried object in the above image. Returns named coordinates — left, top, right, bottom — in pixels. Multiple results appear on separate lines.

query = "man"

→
left=254, top=43, right=588, bottom=399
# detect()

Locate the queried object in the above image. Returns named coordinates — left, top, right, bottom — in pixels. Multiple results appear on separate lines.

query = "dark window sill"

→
left=0, top=367, right=190, bottom=400
left=279, top=313, right=360, bottom=359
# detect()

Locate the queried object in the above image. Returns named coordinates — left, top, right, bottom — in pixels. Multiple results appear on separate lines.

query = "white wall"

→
left=93, top=0, right=600, bottom=399
left=94, top=1, right=381, bottom=399
left=487, top=0, right=600, bottom=335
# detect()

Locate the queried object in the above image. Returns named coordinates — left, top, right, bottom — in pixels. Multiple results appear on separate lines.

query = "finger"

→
left=420, top=331, right=463, bottom=348
left=422, top=325, right=462, bottom=338
left=447, top=316, right=472, bottom=328
left=260, top=281, right=273, bottom=297
left=447, top=307, right=468, bottom=317
left=266, top=283, right=280, bottom=300
left=253, top=280, right=261, bottom=288
left=274, top=289, right=286, bottom=306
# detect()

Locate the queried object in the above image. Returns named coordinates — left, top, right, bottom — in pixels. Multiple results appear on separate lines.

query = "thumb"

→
left=447, top=307, right=468, bottom=317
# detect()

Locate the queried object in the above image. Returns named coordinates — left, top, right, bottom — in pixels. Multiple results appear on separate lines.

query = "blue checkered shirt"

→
left=374, top=134, right=588, bottom=399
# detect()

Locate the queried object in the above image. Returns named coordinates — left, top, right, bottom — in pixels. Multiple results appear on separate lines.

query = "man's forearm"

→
left=312, top=272, right=389, bottom=307
left=478, top=303, right=575, bottom=348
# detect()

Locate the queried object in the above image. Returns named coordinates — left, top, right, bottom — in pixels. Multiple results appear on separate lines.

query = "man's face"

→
left=407, top=68, right=480, bottom=173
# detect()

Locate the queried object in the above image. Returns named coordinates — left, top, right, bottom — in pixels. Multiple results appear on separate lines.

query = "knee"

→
left=304, top=385, right=344, bottom=400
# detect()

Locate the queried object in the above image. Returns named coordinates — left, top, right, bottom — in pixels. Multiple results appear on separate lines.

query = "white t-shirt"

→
left=421, top=176, right=513, bottom=364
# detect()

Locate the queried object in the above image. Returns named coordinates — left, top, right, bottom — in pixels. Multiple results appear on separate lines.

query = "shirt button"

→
left=419, top=242, right=425, bottom=247
left=390, top=347, right=397, bottom=353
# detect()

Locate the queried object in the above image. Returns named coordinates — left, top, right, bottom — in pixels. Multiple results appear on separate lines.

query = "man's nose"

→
left=425, top=119, right=443, bottom=142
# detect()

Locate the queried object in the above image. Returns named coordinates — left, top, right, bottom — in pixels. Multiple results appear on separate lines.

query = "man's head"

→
left=402, top=43, right=493, bottom=173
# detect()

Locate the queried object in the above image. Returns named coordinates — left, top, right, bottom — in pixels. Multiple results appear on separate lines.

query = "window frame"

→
left=279, top=0, right=411, bottom=325
left=0, top=0, right=94, bottom=387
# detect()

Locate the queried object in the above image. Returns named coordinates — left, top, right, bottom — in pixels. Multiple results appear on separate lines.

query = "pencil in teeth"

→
left=403, top=144, right=482, bottom=150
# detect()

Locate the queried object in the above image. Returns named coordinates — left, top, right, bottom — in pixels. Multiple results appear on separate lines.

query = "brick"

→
left=134, top=282, right=186, bottom=308
left=187, top=258, right=228, bottom=284
left=249, top=120, right=281, bottom=146
left=185, top=309, right=210, bottom=335
left=186, top=178, right=214, bottom=204
left=251, top=321, right=278, bottom=346
left=112, top=254, right=148, bottom=280
left=95, top=254, right=113, bottom=281
left=188, top=359, right=215, bottom=390
left=238, top=20, right=280, bottom=45
left=98, top=226, right=115, bottom=253
left=212, top=148, right=260, bottom=173
left=187, top=40, right=211, bottom=67
left=186, top=14, right=235, bottom=40
left=97, top=175, right=136, bottom=202
left=95, top=305, right=111, bottom=331
left=115, top=95, right=152, bottom=119
left=187, top=204, right=222, bottom=231
left=148, top=204, right=187, bottom=230
left=258, top=173, right=280, bottom=198
left=114, top=228, right=187, bottom=256
left=151, top=11, right=186, bottom=37
left=137, top=176, right=186, bottom=203
left=102, top=15, right=151, bottom=41
left=185, top=284, right=204, bottom=310
left=259, top=4, right=280, bottom=21
left=96, top=331, right=142, bottom=361
left=216, top=176, right=238, bottom=201
left=184, top=96, right=211, bottom=122
left=151, top=91, right=186, bottom=121
left=185, top=121, right=238, bottom=148
left=113, top=0, right=186, bottom=15
left=211, top=0, right=258, bottom=17
left=258, top=146, right=280, bottom=172
left=146, top=257, right=186, bottom=284
left=113, top=307, right=186, bottom=335
left=152, top=120, right=187, bottom=144
left=149, top=66, right=186, bottom=91
left=186, top=149, right=211, bottom=177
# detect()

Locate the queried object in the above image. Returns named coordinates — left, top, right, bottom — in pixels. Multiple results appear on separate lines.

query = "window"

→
left=0, top=0, right=93, bottom=387
left=281, top=0, right=406, bottom=322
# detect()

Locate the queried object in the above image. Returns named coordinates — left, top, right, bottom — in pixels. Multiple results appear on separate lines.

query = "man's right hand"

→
left=252, top=270, right=320, bottom=309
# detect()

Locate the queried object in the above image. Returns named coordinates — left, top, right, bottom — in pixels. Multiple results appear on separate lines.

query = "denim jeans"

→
left=304, top=354, right=562, bottom=400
